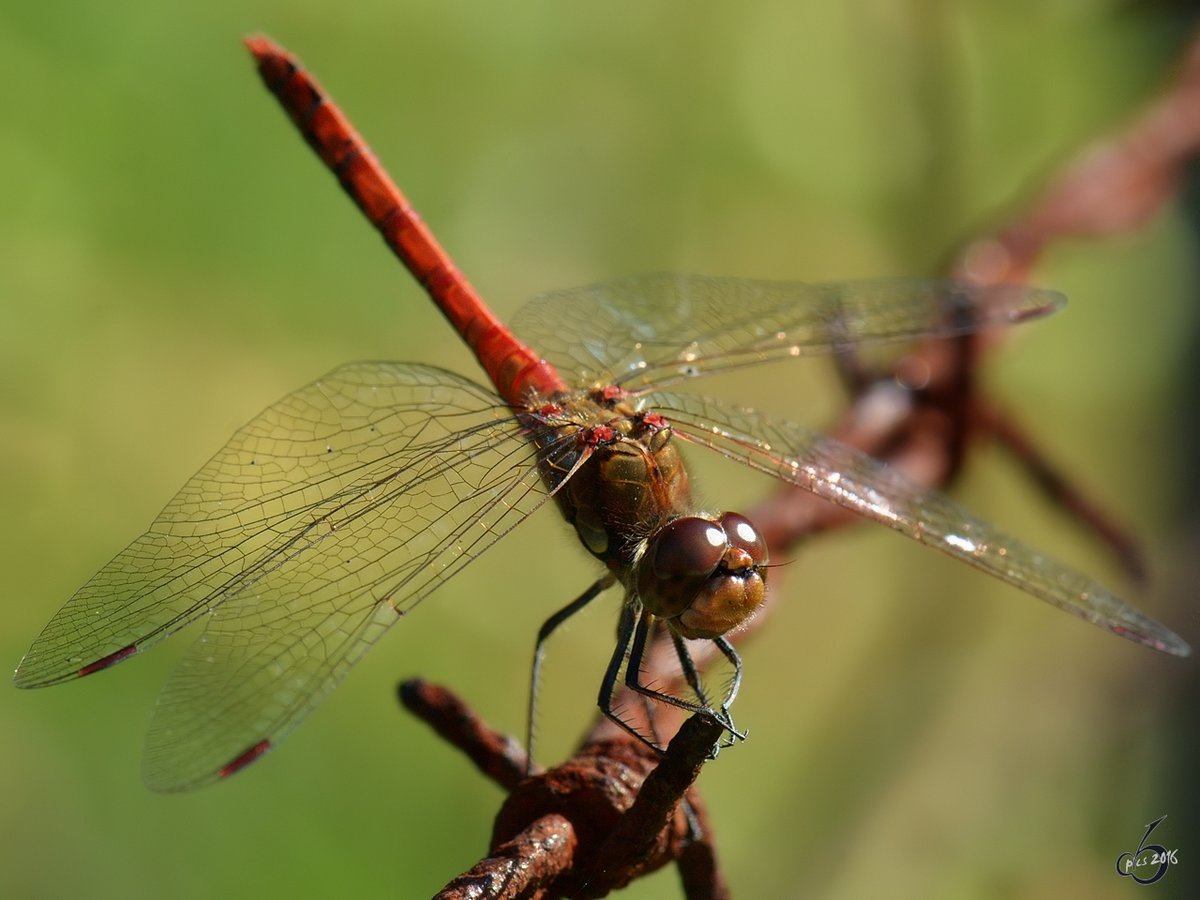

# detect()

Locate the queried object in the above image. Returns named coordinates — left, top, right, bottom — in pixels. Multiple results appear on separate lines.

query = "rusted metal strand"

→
left=403, top=680, right=728, bottom=898
left=434, top=814, right=577, bottom=900
left=580, top=716, right=728, bottom=897
left=976, top=402, right=1149, bottom=584
left=398, top=678, right=534, bottom=790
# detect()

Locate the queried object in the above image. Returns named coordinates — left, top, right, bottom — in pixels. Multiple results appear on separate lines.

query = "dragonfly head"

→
left=636, top=512, right=768, bottom=640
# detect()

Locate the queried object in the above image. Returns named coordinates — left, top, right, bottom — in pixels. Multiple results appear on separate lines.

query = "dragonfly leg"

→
left=666, top=631, right=744, bottom=743
left=597, top=601, right=664, bottom=751
left=598, top=608, right=743, bottom=753
left=667, top=630, right=742, bottom=750
left=624, top=610, right=738, bottom=742
left=528, top=573, right=617, bottom=773
left=711, top=636, right=747, bottom=744
left=670, top=630, right=712, bottom=709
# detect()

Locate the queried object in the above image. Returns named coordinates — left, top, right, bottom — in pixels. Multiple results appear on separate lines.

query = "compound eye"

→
left=648, top=516, right=726, bottom=580
left=718, top=512, right=768, bottom=567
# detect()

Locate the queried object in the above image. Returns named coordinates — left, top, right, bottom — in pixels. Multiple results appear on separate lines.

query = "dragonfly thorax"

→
left=543, top=393, right=692, bottom=569
left=635, top=512, right=768, bottom=640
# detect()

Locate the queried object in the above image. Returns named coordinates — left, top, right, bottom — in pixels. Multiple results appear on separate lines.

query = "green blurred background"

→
left=2, top=1, right=1197, bottom=897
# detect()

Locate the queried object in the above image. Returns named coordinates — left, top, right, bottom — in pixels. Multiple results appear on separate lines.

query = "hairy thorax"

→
left=530, top=390, right=693, bottom=575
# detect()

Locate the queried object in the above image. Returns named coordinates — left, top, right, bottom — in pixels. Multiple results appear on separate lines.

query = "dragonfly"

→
left=14, top=37, right=1189, bottom=793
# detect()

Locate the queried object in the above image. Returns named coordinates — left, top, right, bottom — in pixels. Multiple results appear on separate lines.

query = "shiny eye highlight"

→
left=718, top=512, right=767, bottom=568
left=646, top=516, right=726, bottom=580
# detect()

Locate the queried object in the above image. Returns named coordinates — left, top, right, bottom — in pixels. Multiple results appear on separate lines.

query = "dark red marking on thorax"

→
left=596, top=385, right=627, bottom=404
left=77, top=644, right=138, bottom=677
left=219, top=739, right=272, bottom=779
left=244, top=36, right=567, bottom=406
left=580, top=424, right=618, bottom=447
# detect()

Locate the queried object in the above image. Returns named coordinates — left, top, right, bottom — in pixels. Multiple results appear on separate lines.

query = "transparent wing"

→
left=509, top=274, right=1064, bottom=392
left=14, top=362, right=575, bottom=789
left=648, top=390, right=1190, bottom=657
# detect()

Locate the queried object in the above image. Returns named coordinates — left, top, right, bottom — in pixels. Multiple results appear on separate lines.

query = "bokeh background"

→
left=2, top=1, right=1197, bottom=898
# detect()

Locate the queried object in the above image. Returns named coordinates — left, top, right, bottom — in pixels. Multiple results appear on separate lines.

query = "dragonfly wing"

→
left=649, top=391, right=1190, bottom=657
left=19, top=361, right=575, bottom=790
left=509, top=274, right=1064, bottom=392
left=14, top=363, right=553, bottom=693
left=141, top=576, right=397, bottom=791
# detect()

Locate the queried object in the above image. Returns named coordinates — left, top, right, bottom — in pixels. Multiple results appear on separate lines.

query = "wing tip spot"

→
left=1111, top=624, right=1192, bottom=657
left=77, top=644, right=139, bottom=677
left=218, top=739, right=272, bottom=779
